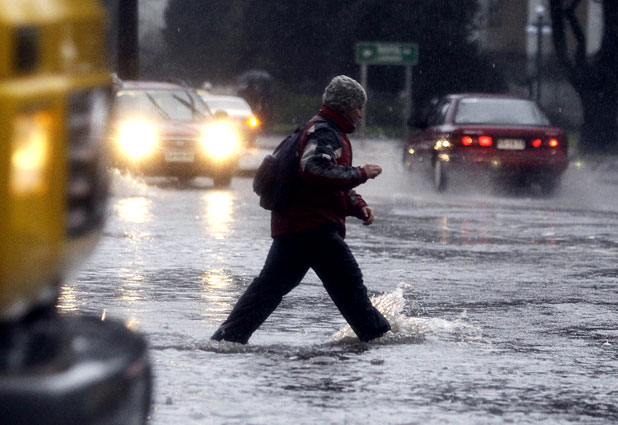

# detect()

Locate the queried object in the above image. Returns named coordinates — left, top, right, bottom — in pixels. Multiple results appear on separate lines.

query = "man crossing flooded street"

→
left=211, top=75, right=391, bottom=344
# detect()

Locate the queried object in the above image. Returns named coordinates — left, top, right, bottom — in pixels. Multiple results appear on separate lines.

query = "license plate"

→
left=165, top=151, right=194, bottom=162
left=497, top=138, right=525, bottom=150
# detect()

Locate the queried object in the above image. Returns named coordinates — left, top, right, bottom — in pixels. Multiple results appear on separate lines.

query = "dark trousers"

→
left=211, top=227, right=391, bottom=344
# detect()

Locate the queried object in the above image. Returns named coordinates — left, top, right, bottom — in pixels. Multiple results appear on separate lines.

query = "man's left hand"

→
left=361, top=206, right=374, bottom=225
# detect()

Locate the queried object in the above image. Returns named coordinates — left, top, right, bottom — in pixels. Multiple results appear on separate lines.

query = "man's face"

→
left=345, top=106, right=364, bottom=126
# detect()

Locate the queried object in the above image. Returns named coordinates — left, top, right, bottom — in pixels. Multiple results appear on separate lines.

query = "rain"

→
left=60, top=132, right=618, bottom=423
left=3, top=1, right=618, bottom=424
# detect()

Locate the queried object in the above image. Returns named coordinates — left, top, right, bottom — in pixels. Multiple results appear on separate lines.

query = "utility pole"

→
left=535, top=6, right=544, bottom=103
left=526, top=4, right=551, bottom=103
left=359, top=63, right=367, bottom=138
left=118, top=0, right=139, bottom=79
left=403, top=65, right=413, bottom=133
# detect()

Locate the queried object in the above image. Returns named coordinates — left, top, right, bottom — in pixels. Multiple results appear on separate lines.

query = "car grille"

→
left=66, top=88, right=110, bottom=239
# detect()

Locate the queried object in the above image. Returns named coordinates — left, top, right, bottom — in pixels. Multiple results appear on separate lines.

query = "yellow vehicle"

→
left=0, top=0, right=110, bottom=320
left=0, top=1, right=151, bottom=423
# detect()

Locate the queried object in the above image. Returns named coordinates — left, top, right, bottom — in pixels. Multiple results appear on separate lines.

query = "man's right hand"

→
left=362, top=164, right=382, bottom=179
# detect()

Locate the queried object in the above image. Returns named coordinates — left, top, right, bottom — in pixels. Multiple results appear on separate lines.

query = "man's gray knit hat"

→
left=322, top=75, right=367, bottom=113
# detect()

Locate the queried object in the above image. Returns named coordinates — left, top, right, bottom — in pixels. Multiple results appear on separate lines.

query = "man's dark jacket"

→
left=271, top=105, right=369, bottom=237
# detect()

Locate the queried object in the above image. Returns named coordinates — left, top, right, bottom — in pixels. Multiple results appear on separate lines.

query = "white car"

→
left=108, top=81, right=241, bottom=187
left=198, top=94, right=261, bottom=147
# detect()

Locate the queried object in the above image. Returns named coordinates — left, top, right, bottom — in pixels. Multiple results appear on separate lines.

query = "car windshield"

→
left=204, top=98, right=251, bottom=113
left=114, top=89, right=211, bottom=122
left=454, top=98, right=550, bottom=126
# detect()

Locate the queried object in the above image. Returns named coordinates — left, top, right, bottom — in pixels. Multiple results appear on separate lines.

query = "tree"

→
left=337, top=0, right=505, bottom=109
left=549, top=0, right=618, bottom=154
left=236, top=0, right=347, bottom=91
left=162, top=0, right=245, bottom=83
left=159, top=0, right=505, bottom=126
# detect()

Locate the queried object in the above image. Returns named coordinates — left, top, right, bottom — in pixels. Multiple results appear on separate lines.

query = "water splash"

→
left=199, top=284, right=484, bottom=355
left=331, top=285, right=423, bottom=344
left=331, top=284, right=483, bottom=345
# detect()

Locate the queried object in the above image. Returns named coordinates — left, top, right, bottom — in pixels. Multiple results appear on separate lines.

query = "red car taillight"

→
left=479, top=136, right=493, bottom=147
left=459, top=135, right=492, bottom=147
left=531, top=137, right=561, bottom=148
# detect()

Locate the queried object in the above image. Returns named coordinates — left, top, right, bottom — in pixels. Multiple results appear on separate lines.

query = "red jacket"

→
left=271, top=105, right=368, bottom=237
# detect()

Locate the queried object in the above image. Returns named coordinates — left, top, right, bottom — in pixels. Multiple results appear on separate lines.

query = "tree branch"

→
left=565, top=0, right=587, bottom=63
left=550, top=1, right=576, bottom=79
left=599, top=0, right=618, bottom=65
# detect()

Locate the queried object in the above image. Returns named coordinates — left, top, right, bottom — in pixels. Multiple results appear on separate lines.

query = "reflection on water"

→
left=118, top=268, right=146, bottom=304
left=439, top=215, right=449, bottom=244
left=57, top=283, right=79, bottom=312
left=125, top=317, right=140, bottom=331
left=99, top=307, right=139, bottom=331
left=200, top=268, right=236, bottom=321
left=437, top=208, right=493, bottom=245
left=201, top=269, right=233, bottom=290
left=116, top=196, right=153, bottom=223
left=202, top=191, right=234, bottom=239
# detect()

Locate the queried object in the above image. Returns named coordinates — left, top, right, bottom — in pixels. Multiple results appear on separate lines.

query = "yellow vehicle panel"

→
left=0, top=0, right=111, bottom=319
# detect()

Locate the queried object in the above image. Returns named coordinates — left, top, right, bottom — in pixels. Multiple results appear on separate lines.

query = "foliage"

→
left=549, top=0, right=618, bottom=154
left=339, top=0, right=506, bottom=102
left=161, top=0, right=506, bottom=126
left=162, top=0, right=245, bottom=81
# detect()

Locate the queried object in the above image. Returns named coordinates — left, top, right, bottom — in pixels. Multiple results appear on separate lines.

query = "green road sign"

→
left=355, top=42, right=418, bottom=66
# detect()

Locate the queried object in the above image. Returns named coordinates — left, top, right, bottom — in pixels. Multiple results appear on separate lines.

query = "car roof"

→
left=446, top=93, right=531, bottom=102
left=116, top=80, right=191, bottom=91
left=200, top=94, right=250, bottom=104
left=199, top=95, right=253, bottom=116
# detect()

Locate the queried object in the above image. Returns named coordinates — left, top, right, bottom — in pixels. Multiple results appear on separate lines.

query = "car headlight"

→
left=115, top=120, right=157, bottom=159
left=10, top=110, right=52, bottom=196
left=434, top=139, right=451, bottom=150
left=247, top=115, right=260, bottom=128
left=201, top=122, right=240, bottom=159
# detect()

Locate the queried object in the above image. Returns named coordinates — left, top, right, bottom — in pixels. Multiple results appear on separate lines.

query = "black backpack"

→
left=253, top=126, right=304, bottom=211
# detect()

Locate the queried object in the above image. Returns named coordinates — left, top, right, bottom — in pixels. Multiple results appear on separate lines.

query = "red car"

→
left=403, top=94, right=569, bottom=195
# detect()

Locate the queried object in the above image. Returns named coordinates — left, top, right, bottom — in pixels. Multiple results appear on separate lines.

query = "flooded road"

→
left=59, top=137, right=618, bottom=424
